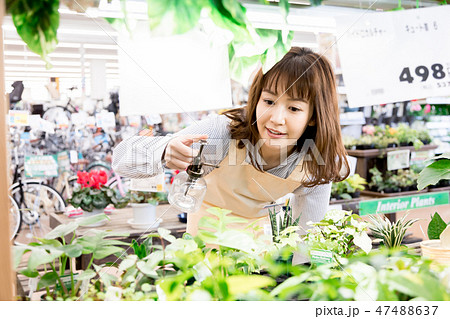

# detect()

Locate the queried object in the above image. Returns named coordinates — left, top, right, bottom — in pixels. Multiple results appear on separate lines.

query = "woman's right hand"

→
left=163, top=134, right=208, bottom=170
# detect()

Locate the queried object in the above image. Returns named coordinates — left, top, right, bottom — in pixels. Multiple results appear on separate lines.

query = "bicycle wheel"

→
left=9, top=195, right=21, bottom=241
left=60, top=175, right=78, bottom=201
left=107, top=176, right=131, bottom=198
left=10, top=181, right=67, bottom=245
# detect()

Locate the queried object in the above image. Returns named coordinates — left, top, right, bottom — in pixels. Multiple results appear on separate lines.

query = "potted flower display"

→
left=69, top=170, right=129, bottom=225
left=128, top=190, right=166, bottom=229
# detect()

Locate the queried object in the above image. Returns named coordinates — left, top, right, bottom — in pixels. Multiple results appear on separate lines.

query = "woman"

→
left=113, top=47, right=349, bottom=250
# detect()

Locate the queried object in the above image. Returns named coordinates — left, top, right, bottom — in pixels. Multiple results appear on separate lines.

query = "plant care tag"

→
left=387, top=149, right=410, bottom=171
left=310, top=249, right=333, bottom=266
left=410, top=150, right=434, bottom=170
left=95, top=111, right=116, bottom=128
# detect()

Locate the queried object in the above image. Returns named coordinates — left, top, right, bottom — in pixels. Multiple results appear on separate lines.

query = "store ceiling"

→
left=2, top=0, right=443, bottom=101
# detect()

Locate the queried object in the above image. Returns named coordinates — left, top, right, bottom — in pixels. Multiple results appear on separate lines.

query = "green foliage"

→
left=417, top=153, right=450, bottom=190
left=268, top=199, right=300, bottom=243
left=70, top=185, right=129, bottom=212
left=303, top=210, right=372, bottom=257
left=271, top=249, right=450, bottom=301
left=331, top=174, right=367, bottom=199
left=369, top=214, right=419, bottom=249
left=127, top=190, right=166, bottom=205
left=13, top=214, right=129, bottom=300
left=427, top=212, right=448, bottom=240
left=6, top=0, right=60, bottom=67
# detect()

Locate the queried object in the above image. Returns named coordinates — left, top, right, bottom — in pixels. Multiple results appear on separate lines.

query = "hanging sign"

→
left=24, top=155, right=59, bottom=177
left=359, top=191, right=449, bottom=216
left=336, top=6, right=450, bottom=107
left=387, top=149, right=410, bottom=171
left=95, top=112, right=116, bottom=128
left=8, top=110, right=29, bottom=126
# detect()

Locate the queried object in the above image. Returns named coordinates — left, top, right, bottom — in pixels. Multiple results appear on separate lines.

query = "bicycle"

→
left=9, top=137, right=67, bottom=245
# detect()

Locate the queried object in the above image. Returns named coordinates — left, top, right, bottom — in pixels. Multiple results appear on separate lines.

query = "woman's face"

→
left=256, top=89, right=314, bottom=157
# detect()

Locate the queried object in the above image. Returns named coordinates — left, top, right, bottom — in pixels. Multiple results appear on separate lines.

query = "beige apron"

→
left=186, top=140, right=306, bottom=236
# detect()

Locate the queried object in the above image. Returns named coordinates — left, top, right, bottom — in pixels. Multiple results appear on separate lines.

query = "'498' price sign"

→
left=399, top=63, right=450, bottom=87
left=336, top=6, right=450, bottom=108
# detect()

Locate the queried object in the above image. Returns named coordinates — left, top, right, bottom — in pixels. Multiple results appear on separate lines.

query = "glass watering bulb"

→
left=168, top=139, right=219, bottom=213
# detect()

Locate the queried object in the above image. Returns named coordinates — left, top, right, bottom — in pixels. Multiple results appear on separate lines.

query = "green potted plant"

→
left=128, top=190, right=166, bottom=228
left=368, top=167, right=385, bottom=192
left=369, top=214, right=419, bottom=249
left=13, top=214, right=129, bottom=300
left=345, top=174, right=367, bottom=198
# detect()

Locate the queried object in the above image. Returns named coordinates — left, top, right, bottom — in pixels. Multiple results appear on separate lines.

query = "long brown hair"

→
left=223, top=47, right=349, bottom=187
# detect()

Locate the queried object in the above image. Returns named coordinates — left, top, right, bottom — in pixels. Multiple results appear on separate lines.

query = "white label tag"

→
left=129, top=174, right=165, bottom=192
left=95, top=112, right=116, bottom=128
left=387, top=149, right=410, bottom=171
left=70, top=150, right=79, bottom=164
left=127, top=115, right=141, bottom=127
left=336, top=6, right=450, bottom=107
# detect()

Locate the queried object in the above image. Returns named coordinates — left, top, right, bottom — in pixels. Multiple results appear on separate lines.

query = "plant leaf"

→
left=226, top=275, right=275, bottom=295
left=427, top=212, right=448, bottom=240
left=45, top=222, right=78, bottom=239
left=417, top=159, right=450, bottom=190
left=37, top=272, right=59, bottom=290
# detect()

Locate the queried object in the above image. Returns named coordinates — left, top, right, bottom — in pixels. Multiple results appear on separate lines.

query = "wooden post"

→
left=0, top=0, right=15, bottom=301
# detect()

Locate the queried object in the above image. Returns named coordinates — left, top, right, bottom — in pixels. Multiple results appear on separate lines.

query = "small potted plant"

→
left=128, top=190, right=166, bottom=228
left=368, top=167, right=384, bottom=192
left=345, top=174, right=367, bottom=198
left=69, top=170, right=129, bottom=225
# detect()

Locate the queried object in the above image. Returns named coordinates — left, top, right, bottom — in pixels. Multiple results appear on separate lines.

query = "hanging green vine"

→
left=6, top=0, right=60, bottom=68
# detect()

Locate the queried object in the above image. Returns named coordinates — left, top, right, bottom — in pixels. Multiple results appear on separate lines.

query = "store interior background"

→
left=4, top=0, right=450, bottom=242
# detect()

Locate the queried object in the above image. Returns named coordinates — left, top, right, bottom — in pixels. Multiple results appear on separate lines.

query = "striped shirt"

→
left=112, top=113, right=331, bottom=234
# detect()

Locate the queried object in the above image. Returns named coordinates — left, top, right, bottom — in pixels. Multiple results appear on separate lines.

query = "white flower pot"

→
left=131, top=203, right=157, bottom=225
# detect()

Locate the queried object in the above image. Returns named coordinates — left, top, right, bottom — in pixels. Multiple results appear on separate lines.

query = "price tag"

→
left=86, top=116, right=96, bottom=128
left=336, top=6, right=450, bottom=107
left=410, top=150, right=434, bottom=170
left=310, top=249, right=333, bottom=266
left=95, top=112, right=116, bottom=128
left=29, top=115, right=55, bottom=134
left=24, top=155, right=59, bottom=177
left=129, top=174, right=165, bottom=192
left=71, top=112, right=88, bottom=127
left=387, top=149, right=410, bottom=171
left=127, top=115, right=141, bottom=127
left=8, top=110, right=29, bottom=126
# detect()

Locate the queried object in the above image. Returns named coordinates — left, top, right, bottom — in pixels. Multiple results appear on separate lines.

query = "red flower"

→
left=76, top=170, right=108, bottom=189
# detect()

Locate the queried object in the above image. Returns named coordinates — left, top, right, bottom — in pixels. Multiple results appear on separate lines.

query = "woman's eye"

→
left=264, top=99, right=274, bottom=106
left=289, top=106, right=301, bottom=112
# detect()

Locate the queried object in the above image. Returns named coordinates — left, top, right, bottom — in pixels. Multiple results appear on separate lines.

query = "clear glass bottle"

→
left=168, top=171, right=207, bottom=213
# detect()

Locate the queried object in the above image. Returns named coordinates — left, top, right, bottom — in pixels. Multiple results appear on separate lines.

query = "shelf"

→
left=361, top=189, right=429, bottom=198
left=346, top=144, right=437, bottom=158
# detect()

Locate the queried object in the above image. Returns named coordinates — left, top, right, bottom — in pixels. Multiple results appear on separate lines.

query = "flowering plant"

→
left=69, top=170, right=129, bottom=212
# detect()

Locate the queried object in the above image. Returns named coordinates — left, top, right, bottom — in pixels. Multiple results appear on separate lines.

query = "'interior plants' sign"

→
left=359, top=191, right=449, bottom=215
left=336, top=6, right=450, bottom=107
left=387, top=149, right=410, bottom=171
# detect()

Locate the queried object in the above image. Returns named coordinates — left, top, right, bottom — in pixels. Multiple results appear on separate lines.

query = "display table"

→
left=48, top=205, right=187, bottom=269
left=49, top=205, right=186, bottom=237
